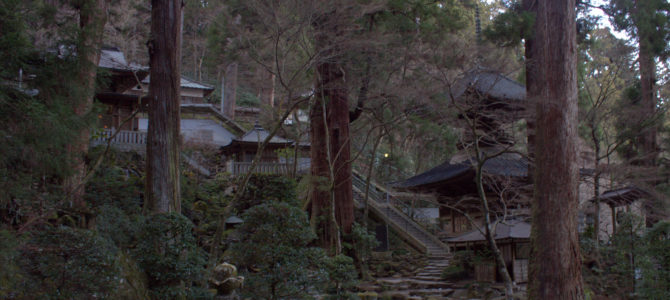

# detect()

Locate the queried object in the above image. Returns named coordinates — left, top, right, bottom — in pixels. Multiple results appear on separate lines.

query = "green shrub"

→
left=0, top=230, right=26, bottom=299
left=85, top=160, right=144, bottom=215
left=350, top=223, right=380, bottom=262
left=132, top=213, right=208, bottom=299
left=443, top=250, right=490, bottom=279
left=442, top=264, right=468, bottom=280
left=233, top=174, right=299, bottom=212
left=323, top=254, right=358, bottom=299
left=638, top=221, right=670, bottom=299
left=236, top=89, right=260, bottom=107
left=96, top=204, right=144, bottom=248
left=19, top=226, right=121, bottom=299
left=232, top=201, right=328, bottom=299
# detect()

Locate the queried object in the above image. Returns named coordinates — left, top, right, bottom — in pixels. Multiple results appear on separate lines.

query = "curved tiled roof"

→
left=451, top=68, right=526, bottom=101
left=392, top=154, right=529, bottom=189
left=234, top=123, right=292, bottom=145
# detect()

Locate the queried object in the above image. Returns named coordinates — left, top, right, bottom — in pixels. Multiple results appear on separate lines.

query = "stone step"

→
left=408, top=288, right=454, bottom=297
left=423, top=264, right=449, bottom=269
left=417, top=268, right=444, bottom=273
left=414, top=271, right=442, bottom=278
left=420, top=271, right=443, bottom=275
left=412, top=275, right=444, bottom=282
left=377, top=278, right=452, bottom=289
left=426, top=261, right=450, bottom=264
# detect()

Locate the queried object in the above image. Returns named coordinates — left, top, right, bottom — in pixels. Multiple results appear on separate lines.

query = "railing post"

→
left=226, top=160, right=233, bottom=174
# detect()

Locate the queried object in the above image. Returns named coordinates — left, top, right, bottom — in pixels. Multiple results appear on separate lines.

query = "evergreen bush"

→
left=19, top=226, right=121, bottom=299
left=132, top=213, right=208, bottom=299
left=233, top=174, right=299, bottom=212
left=232, top=201, right=328, bottom=299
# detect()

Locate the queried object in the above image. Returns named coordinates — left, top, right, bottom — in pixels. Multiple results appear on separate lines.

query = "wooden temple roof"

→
left=391, top=154, right=529, bottom=197
left=447, top=219, right=531, bottom=244
left=591, top=186, right=651, bottom=207
left=220, top=123, right=295, bottom=155
left=451, top=68, right=526, bottom=108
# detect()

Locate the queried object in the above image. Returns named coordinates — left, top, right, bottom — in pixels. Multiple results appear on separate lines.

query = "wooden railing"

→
left=90, top=129, right=146, bottom=152
left=226, top=160, right=310, bottom=176
left=227, top=162, right=291, bottom=175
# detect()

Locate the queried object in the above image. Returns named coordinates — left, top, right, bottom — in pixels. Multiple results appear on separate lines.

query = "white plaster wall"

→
left=138, top=118, right=235, bottom=147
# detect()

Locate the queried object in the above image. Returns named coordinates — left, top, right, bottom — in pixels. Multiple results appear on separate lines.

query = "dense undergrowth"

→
left=0, top=148, right=367, bottom=299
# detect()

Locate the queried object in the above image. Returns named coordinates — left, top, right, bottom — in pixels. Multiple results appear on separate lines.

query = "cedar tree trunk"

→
left=310, top=10, right=355, bottom=252
left=223, top=62, right=237, bottom=119
left=527, top=0, right=584, bottom=299
left=310, top=60, right=354, bottom=251
left=64, top=0, right=109, bottom=210
left=145, top=0, right=182, bottom=213
left=638, top=38, right=657, bottom=165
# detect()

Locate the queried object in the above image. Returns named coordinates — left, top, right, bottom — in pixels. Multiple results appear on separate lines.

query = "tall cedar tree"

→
left=607, top=0, right=670, bottom=166
left=311, top=8, right=355, bottom=252
left=525, top=0, right=584, bottom=298
left=64, top=0, right=109, bottom=211
left=145, top=0, right=182, bottom=213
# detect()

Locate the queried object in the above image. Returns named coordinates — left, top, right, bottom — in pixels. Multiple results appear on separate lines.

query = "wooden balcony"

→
left=90, top=129, right=146, bottom=152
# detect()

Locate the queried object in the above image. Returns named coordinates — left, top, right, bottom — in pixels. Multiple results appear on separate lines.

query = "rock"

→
left=115, top=252, right=150, bottom=300
left=209, top=262, right=244, bottom=296
left=357, top=283, right=380, bottom=292
left=211, top=262, right=237, bottom=283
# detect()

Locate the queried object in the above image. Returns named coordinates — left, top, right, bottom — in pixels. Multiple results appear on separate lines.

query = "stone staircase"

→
left=351, top=171, right=448, bottom=257
left=363, top=256, right=456, bottom=299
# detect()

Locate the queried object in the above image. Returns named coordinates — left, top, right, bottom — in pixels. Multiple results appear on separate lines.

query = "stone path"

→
left=360, top=255, right=457, bottom=299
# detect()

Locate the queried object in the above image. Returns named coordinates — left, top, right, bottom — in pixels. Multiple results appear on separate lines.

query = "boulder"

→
left=209, top=262, right=244, bottom=296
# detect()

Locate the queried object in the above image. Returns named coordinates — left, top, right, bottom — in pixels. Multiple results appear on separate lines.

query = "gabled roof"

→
left=219, top=123, right=295, bottom=154
left=451, top=68, right=526, bottom=102
left=235, top=123, right=292, bottom=144
left=99, top=47, right=145, bottom=71
left=97, top=47, right=149, bottom=93
left=447, top=219, right=531, bottom=244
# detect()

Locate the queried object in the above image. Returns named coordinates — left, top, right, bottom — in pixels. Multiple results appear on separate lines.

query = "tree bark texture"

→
left=145, top=0, right=182, bottom=214
left=310, top=9, right=355, bottom=252
left=64, top=0, right=109, bottom=210
left=523, top=0, right=537, bottom=182
left=224, top=62, right=237, bottom=119
left=527, top=0, right=584, bottom=299
left=310, top=60, right=354, bottom=250
left=637, top=38, right=657, bottom=165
